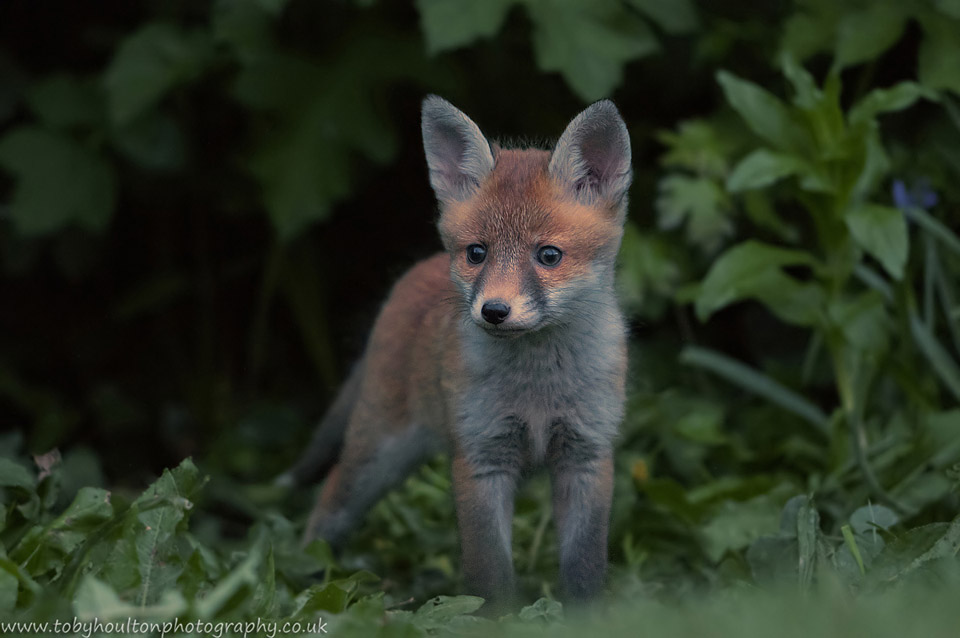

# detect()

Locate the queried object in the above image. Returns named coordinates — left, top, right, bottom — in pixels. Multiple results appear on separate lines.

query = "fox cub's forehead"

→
left=439, top=148, right=615, bottom=244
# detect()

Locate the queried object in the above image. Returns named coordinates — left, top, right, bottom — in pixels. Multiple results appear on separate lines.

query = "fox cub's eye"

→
left=466, top=244, right=487, bottom=264
left=537, top=246, right=562, bottom=267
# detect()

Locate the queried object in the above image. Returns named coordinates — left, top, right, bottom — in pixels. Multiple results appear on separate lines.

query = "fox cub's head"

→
left=421, top=96, right=632, bottom=337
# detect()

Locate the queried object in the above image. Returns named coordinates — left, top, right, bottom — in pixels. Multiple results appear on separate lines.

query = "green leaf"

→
left=716, top=70, right=808, bottom=153
left=657, top=174, right=732, bottom=252
left=0, top=458, right=34, bottom=490
left=851, top=503, right=899, bottom=537
left=726, top=149, right=808, bottom=192
left=0, top=127, right=116, bottom=236
left=844, top=203, right=908, bottom=280
left=414, top=595, right=486, bottom=630
left=617, top=224, right=682, bottom=316
left=867, top=515, right=960, bottom=586
left=700, top=495, right=782, bottom=563
left=694, top=240, right=824, bottom=326
left=656, top=119, right=731, bottom=178
left=518, top=597, right=564, bottom=622
left=9, top=487, right=113, bottom=579
left=679, top=347, right=829, bottom=434
left=416, top=0, right=516, bottom=53
left=906, top=206, right=960, bottom=260
left=626, top=0, right=698, bottom=34
left=26, top=75, right=103, bottom=130
left=527, top=0, right=659, bottom=101
left=828, top=292, right=892, bottom=354
left=74, top=575, right=186, bottom=621
left=103, top=23, right=212, bottom=125
left=833, top=4, right=905, bottom=70
left=918, top=15, right=960, bottom=95
left=910, top=307, right=960, bottom=403
left=849, top=82, right=935, bottom=128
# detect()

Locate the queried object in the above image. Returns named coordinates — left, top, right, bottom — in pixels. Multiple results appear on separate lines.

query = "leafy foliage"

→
left=3, top=0, right=960, bottom=634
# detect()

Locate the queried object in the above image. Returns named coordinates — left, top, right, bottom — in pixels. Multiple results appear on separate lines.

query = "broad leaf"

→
left=844, top=203, right=908, bottom=280
left=657, top=174, right=732, bottom=253
left=416, top=0, right=516, bottom=53
left=694, top=241, right=824, bottom=326
left=0, top=127, right=116, bottom=236
left=726, top=149, right=808, bottom=192
left=833, top=4, right=905, bottom=70
left=103, top=23, right=212, bottom=125
left=717, top=70, right=809, bottom=153
left=627, top=0, right=698, bottom=34
left=527, top=0, right=659, bottom=101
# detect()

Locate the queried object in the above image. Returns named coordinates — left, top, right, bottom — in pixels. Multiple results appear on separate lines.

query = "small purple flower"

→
left=892, top=178, right=939, bottom=210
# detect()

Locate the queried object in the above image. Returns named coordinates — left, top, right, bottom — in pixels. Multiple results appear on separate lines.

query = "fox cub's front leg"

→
left=548, top=425, right=614, bottom=600
left=451, top=418, right=527, bottom=609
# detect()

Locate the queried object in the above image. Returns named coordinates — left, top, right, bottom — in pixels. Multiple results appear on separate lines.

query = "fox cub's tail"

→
left=273, top=359, right=365, bottom=487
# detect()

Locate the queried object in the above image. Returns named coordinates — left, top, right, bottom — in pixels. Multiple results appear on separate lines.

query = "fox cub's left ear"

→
left=550, top=100, right=632, bottom=212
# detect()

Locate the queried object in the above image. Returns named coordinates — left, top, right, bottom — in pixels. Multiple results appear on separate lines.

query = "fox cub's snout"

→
left=287, top=96, right=632, bottom=611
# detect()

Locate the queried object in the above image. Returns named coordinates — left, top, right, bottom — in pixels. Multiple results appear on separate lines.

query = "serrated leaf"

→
left=717, top=70, right=808, bottom=153
left=694, top=240, right=824, bottom=325
left=656, top=119, right=731, bottom=178
left=414, top=595, right=486, bottom=630
left=657, top=174, right=732, bottom=252
left=103, top=23, right=212, bottom=125
left=726, top=149, right=808, bottom=192
left=867, top=516, right=960, bottom=586
left=9, top=487, right=113, bottom=580
left=844, top=203, right=908, bottom=280
left=0, top=127, right=116, bottom=236
left=527, top=0, right=659, bottom=101
left=626, top=0, right=698, bottom=34
left=834, top=4, right=905, bottom=70
left=518, top=597, right=564, bottom=622
left=416, top=0, right=516, bottom=53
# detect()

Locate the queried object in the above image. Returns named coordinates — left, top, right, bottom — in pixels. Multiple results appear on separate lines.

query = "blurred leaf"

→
left=694, top=240, right=824, bottom=326
left=517, top=597, right=564, bottom=622
left=416, top=0, right=516, bottom=53
left=0, top=458, right=34, bottom=491
left=918, top=15, right=960, bottom=95
left=906, top=207, right=960, bottom=260
left=828, top=292, right=891, bottom=354
left=74, top=575, right=186, bottom=621
left=717, top=70, right=808, bottom=153
left=617, top=224, right=682, bottom=317
left=26, top=75, right=103, bottom=130
left=656, top=119, right=731, bottom=178
left=851, top=504, right=899, bottom=538
left=726, top=149, right=808, bottom=192
left=103, top=23, right=213, bottom=125
left=527, top=0, right=659, bottom=101
left=413, top=595, right=486, bottom=630
left=627, top=0, right=698, bottom=34
left=657, top=174, right=732, bottom=252
left=0, top=127, right=116, bottom=236
left=909, top=307, right=960, bottom=403
left=833, top=4, right=905, bottom=70
left=680, top=347, right=829, bottom=434
left=848, top=82, right=935, bottom=128
left=700, top=495, right=781, bottom=563
left=844, top=204, right=908, bottom=280
left=111, top=111, right=186, bottom=171
left=867, top=516, right=960, bottom=586
left=9, top=488, right=113, bottom=580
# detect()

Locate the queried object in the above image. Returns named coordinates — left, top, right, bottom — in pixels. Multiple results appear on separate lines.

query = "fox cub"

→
left=282, top=96, right=632, bottom=607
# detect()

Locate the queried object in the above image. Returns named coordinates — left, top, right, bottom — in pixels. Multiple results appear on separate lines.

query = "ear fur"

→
left=549, top=100, right=632, bottom=212
left=421, top=95, right=495, bottom=205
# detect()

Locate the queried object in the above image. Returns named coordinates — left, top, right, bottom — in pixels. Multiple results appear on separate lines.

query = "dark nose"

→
left=481, top=301, right=511, bottom=325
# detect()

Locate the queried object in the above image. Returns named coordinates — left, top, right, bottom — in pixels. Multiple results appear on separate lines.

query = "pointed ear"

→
left=421, top=95, right=495, bottom=205
left=549, top=100, right=632, bottom=210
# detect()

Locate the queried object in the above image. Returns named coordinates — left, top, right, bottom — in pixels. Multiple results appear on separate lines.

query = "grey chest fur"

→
left=455, top=317, right=625, bottom=467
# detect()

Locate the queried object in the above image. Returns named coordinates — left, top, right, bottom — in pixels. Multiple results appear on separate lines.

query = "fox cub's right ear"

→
left=421, top=96, right=495, bottom=205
